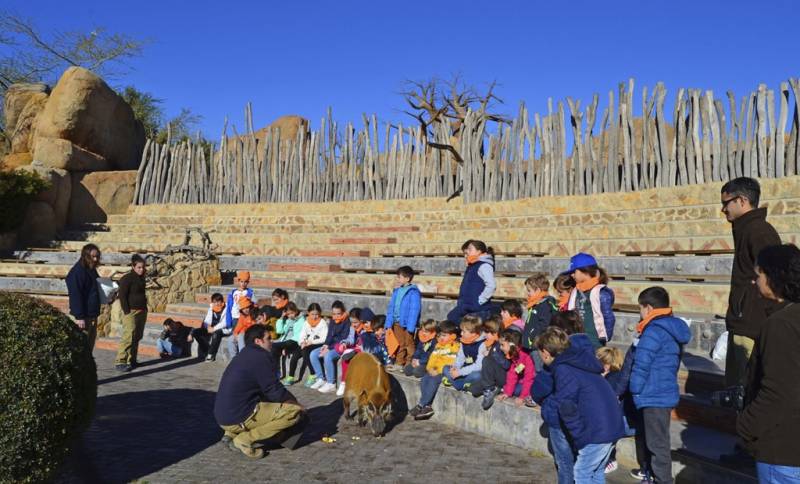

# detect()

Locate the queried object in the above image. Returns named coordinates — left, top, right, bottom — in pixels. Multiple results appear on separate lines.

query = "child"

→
left=226, top=271, right=254, bottom=356
left=536, top=327, right=626, bottom=484
left=271, top=302, right=306, bottom=385
left=442, top=315, right=486, bottom=391
left=298, top=303, right=330, bottom=387
left=404, top=319, right=437, bottom=378
left=338, top=308, right=390, bottom=396
left=469, top=315, right=511, bottom=409
left=232, top=297, right=256, bottom=351
left=157, top=318, right=192, bottom=358
left=629, top=287, right=691, bottom=484
left=562, top=253, right=616, bottom=348
left=309, top=300, right=352, bottom=393
left=522, top=273, right=558, bottom=353
left=447, top=239, right=497, bottom=322
left=550, top=310, right=585, bottom=337
left=491, top=329, right=536, bottom=409
left=385, top=266, right=422, bottom=369
left=500, top=299, right=525, bottom=331
left=255, top=307, right=279, bottom=341
left=192, top=292, right=231, bottom=361
left=553, top=274, right=575, bottom=311
left=408, top=320, right=461, bottom=420
left=596, top=347, right=627, bottom=475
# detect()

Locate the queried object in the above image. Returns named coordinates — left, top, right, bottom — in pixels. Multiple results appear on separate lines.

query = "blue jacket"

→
left=411, top=338, right=437, bottom=365
left=522, top=296, right=557, bottom=350
left=324, top=318, right=351, bottom=347
left=225, top=288, right=254, bottom=327
left=65, top=261, right=101, bottom=320
left=630, top=315, right=692, bottom=409
left=457, top=255, right=495, bottom=308
left=385, top=284, right=422, bottom=332
left=533, top=333, right=594, bottom=426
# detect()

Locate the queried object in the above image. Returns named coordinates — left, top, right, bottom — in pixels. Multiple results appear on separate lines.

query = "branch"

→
left=429, top=142, right=464, bottom=164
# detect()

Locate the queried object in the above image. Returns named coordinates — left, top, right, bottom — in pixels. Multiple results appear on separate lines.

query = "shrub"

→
left=0, top=292, right=97, bottom=483
left=0, top=169, right=50, bottom=233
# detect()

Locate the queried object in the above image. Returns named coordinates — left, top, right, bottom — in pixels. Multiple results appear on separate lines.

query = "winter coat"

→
left=522, top=296, right=557, bottom=350
left=117, top=271, right=147, bottom=314
left=630, top=315, right=692, bottom=408
left=65, top=261, right=100, bottom=320
left=276, top=315, right=306, bottom=343
left=324, top=317, right=351, bottom=347
left=454, top=336, right=486, bottom=376
left=203, top=306, right=232, bottom=333
left=457, top=254, right=496, bottom=307
left=533, top=333, right=594, bottom=426
left=426, top=341, right=461, bottom=374
left=411, top=338, right=436, bottom=366
left=568, top=285, right=616, bottom=347
left=503, top=350, right=536, bottom=398
left=385, top=284, right=422, bottom=332
left=226, top=288, right=254, bottom=322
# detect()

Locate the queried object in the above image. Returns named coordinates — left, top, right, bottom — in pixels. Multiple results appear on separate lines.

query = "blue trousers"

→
left=548, top=423, right=575, bottom=484
left=446, top=301, right=499, bottom=323
left=309, top=346, right=341, bottom=384
left=444, top=365, right=482, bottom=391
left=157, top=339, right=183, bottom=357
left=757, top=462, right=800, bottom=483
left=419, top=373, right=444, bottom=406
left=574, top=442, right=614, bottom=483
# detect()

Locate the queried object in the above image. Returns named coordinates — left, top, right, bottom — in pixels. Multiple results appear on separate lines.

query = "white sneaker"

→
left=336, top=382, right=346, bottom=396
left=318, top=382, right=336, bottom=393
left=310, top=378, right=326, bottom=390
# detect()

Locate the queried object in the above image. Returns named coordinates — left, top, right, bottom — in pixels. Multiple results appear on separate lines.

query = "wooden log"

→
left=777, top=82, right=789, bottom=176
left=767, top=88, right=777, bottom=178
left=689, top=89, right=703, bottom=184
left=714, top=99, right=729, bottom=182
left=756, top=84, right=768, bottom=177
left=706, top=91, right=722, bottom=182
left=585, top=94, right=599, bottom=193
left=699, top=91, right=713, bottom=182
left=654, top=83, right=670, bottom=187
left=790, top=79, right=800, bottom=176
left=607, top=89, right=619, bottom=192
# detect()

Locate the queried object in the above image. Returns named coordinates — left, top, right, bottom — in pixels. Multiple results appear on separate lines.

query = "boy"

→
left=442, top=315, right=485, bottom=391
left=404, top=319, right=438, bottom=378
left=385, top=266, right=422, bottom=369
left=469, top=315, right=511, bottom=410
left=536, top=327, right=626, bottom=483
left=522, top=273, right=558, bottom=352
left=192, top=292, right=231, bottom=361
left=500, top=299, right=525, bottom=331
left=226, top=271, right=254, bottom=330
left=629, top=287, right=691, bottom=484
left=157, top=318, right=192, bottom=358
left=409, top=320, right=460, bottom=420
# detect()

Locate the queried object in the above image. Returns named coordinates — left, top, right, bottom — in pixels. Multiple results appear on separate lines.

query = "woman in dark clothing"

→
left=65, top=244, right=102, bottom=351
left=737, top=244, right=800, bottom=482
left=114, top=254, right=148, bottom=372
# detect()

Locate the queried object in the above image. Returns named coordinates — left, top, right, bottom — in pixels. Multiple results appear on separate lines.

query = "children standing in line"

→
left=562, top=253, right=616, bottom=348
left=404, top=319, right=438, bottom=378
left=271, top=302, right=306, bottom=385
left=447, top=239, right=498, bottom=322
left=522, top=273, right=558, bottom=353
left=309, top=300, right=352, bottom=393
left=385, top=266, right=422, bottom=369
left=299, top=303, right=330, bottom=387
left=192, top=292, right=231, bottom=361
left=469, top=316, right=511, bottom=409
left=442, top=315, right=486, bottom=391
left=500, top=299, right=525, bottom=331
left=409, top=320, right=461, bottom=420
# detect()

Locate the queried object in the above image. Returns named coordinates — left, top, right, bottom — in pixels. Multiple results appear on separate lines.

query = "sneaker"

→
left=408, top=405, right=423, bottom=418
left=414, top=405, right=434, bottom=420
left=281, top=376, right=297, bottom=386
left=115, top=364, right=132, bottom=373
left=310, top=378, right=326, bottom=390
left=205, top=354, right=215, bottom=362
left=605, top=459, right=618, bottom=474
left=523, top=396, right=537, bottom=408
left=303, top=375, right=317, bottom=388
left=629, top=468, right=648, bottom=480
left=482, top=386, right=499, bottom=410
left=228, top=440, right=265, bottom=459
left=221, top=433, right=235, bottom=444
left=336, top=382, right=346, bottom=396
left=318, top=382, right=336, bottom=393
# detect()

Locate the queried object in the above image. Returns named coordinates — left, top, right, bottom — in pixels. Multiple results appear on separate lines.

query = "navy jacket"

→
left=522, top=296, right=557, bottom=350
left=533, top=333, right=594, bottom=426
left=486, top=341, right=511, bottom=371
left=606, top=344, right=635, bottom=398
left=324, top=318, right=351, bottom=347
left=630, top=315, right=691, bottom=408
left=214, top=345, right=295, bottom=426
left=411, top=338, right=436, bottom=365
left=65, top=261, right=100, bottom=320
left=458, top=258, right=492, bottom=308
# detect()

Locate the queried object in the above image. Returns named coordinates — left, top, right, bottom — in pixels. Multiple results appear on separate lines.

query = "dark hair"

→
left=638, top=286, right=670, bottom=309
left=272, top=288, right=289, bottom=299
left=757, top=244, right=800, bottom=302
left=553, top=274, right=575, bottom=292
left=461, top=239, right=495, bottom=261
left=80, top=243, right=101, bottom=268
left=721, top=177, right=761, bottom=207
left=284, top=301, right=299, bottom=314
left=211, top=292, right=224, bottom=302
left=130, top=254, right=145, bottom=266
left=163, top=317, right=175, bottom=327
left=500, top=328, right=522, bottom=360
left=437, top=320, right=459, bottom=335
left=501, top=299, right=523, bottom=318
left=244, top=324, right=269, bottom=346
left=349, top=307, right=362, bottom=320
left=307, top=303, right=322, bottom=313
left=396, top=265, right=415, bottom=282
left=550, top=310, right=583, bottom=335
left=332, top=300, right=346, bottom=312
left=374, top=314, right=386, bottom=328
left=575, top=265, right=609, bottom=285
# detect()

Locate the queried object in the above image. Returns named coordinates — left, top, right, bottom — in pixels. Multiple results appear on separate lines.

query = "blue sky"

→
left=5, top=0, right=799, bottom=140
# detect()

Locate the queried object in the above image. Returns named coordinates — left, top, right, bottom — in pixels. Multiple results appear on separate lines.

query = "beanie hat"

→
left=237, top=270, right=251, bottom=282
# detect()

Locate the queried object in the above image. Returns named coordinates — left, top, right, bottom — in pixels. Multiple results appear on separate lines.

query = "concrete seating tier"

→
left=0, top=262, right=128, bottom=279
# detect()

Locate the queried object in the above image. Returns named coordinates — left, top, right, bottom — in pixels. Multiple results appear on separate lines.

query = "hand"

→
left=320, top=346, right=329, bottom=356
left=411, top=359, right=419, bottom=368
left=514, top=397, right=524, bottom=407
left=449, top=367, right=459, bottom=379
left=496, top=394, right=508, bottom=402
left=76, top=319, right=86, bottom=329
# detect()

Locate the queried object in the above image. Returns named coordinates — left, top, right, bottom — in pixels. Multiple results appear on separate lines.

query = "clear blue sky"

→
left=7, top=0, right=800, bottom=140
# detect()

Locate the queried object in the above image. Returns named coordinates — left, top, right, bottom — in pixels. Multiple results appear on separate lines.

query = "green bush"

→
left=0, top=170, right=50, bottom=233
left=0, top=292, right=97, bottom=483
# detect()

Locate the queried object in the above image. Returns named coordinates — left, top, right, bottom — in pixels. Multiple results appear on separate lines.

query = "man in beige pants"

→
left=115, top=255, right=148, bottom=372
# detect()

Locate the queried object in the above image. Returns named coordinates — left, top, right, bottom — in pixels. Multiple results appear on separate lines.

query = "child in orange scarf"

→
left=562, top=253, right=616, bottom=348
left=232, top=297, right=255, bottom=352
left=404, top=319, right=438, bottom=378
left=409, top=320, right=461, bottom=420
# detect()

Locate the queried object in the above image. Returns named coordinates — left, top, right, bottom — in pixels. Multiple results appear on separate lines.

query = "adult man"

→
left=720, top=177, right=780, bottom=388
left=214, top=325, right=305, bottom=459
left=65, top=244, right=102, bottom=351
left=115, top=254, right=148, bottom=372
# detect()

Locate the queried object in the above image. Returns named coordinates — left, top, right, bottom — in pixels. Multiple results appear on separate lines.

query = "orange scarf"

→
left=557, top=292, right=570, bottom=309
left=576, top=276, right=601, bottom=293
left=637, top=308, right=673, bottom=334
left=306, top=314, right=322, bottom=327
left=438, top=333, right=457, bottom=345
left=418, top=329, right=436, bottom=343
left=502, top=314, right=521, bottom=329
left=460, top=332, right=480, bottom=344
left=527, top=292, right=546, bottom=309
left=484, top=333, right=498, bottom=347
left=274, top=299, right=288, bottom=310
left=465, top=253, right=482, bottom=265
left=234, top=314, right=255, bottom=335
left=332, top=313, right=348, bottom=325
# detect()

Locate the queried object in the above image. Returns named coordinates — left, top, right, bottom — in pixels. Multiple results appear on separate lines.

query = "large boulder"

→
left=67, top=170, right=137, bottom=226
left=9, top=91, right=49, bottom=155
left=18, top=201, right=57, bottom=245
left=2, top=83, right=50, bottom=169
left=3, top=83, right=49, bottom=136
left=230, top=115, right=310, bottom=146
left=33, top=67, right=145, bottom=171
left=17, top=162, right=71, bottom=229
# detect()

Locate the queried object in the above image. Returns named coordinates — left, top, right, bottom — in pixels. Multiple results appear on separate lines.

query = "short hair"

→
left=332, top=300, right=346, bottom=312
left=550, top=310, right=583, bottom=335
left=596, top=347, right=624, bottom=372
left=284, top=301, right=299, bottom=314
left=419, top=319, right=438, bottom=332
left=244, top=324, right=269, bottom=345
left=349, top=307, right=362, bottom=320
left=721, top=177, right=761, bottom=207
left=553, top=274, right=576, bottom=292
left=501, top=299, right=523, bottom=318
left=374, top=314, right=386, bottom=328
left=757, top=244, right=800, bottom=302
left=211, top=292, right=224, bottom=303
left=482, top=315, right=502, bottom=335
left=437, top=320, right=459, bottom=335
left=535, top=326, right=571, bottom=356
left=131, top=254, right=145, bottom=266
left=460, top=315, right=483, bottom=333
left=525, top=273, right=550, bottom=291
left=272, top=288, right=289, bottom=299
left=396, top=265, right=415, bottom=281
left=307, top=303, right=322, bottom=313
left=638, top=286, right=670, bottom=309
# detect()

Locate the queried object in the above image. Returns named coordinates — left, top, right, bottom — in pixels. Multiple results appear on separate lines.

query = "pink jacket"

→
left=503, top=350, right=536, bottom=398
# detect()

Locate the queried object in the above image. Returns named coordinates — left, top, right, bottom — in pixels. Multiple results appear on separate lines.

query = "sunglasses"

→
left=721, top=196, right=741, bottom=209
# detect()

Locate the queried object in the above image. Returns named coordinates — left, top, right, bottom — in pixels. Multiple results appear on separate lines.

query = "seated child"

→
left=408, top=320, right=460, bottom=420
left=487, top=328, right=536, bottom=409
left=522, top=273, right=558, bottom=353
left=271, top=302, right=306, bottom=385
left=192, top=292, right=231, bottom=361
left=469, top=315, right=509, bottom=408
left=553, top=273, right=575, bottom=311
left=309, top=300, right=352, bottom=393
left=404, top=319, right=438, bottom=378
left=157, top=318, right=192, bottom=358
left=255, top=306, right=278, bottom=341
left=299, top=303, right=330, bottom=387
left=263, top=288, right=290, bottom=319
left=232, top=297, right=256, bottom=352
left=442, top=315, right=486, bottom=391
left=500, top=299, right=525, bottom=331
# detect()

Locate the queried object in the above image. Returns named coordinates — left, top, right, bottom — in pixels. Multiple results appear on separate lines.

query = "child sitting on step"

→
left=299, top=303, right=329, bottom=387
left=442, top=315, right=486, bottom=391
left=447, top=239, right=498, bottom=322
left=469, top=315, right=510, bottom=409
left=338, top=308, right=390, bottom=396
left=404, top=319, right=438, bottom=378
left=309, top=300, right=352, bottom=393
left=562, top=253, right=616, bottom=348
left=271, top=302, right=305, bottom=385
left=157, top=318, right=192, bottom=358
left=489, top=328, right=536, bottom=409
left=192, top=292, right=231, bottom=362
left=500, top=299, right=525, bottom=331
left=409, top=320, right=461, bottom=420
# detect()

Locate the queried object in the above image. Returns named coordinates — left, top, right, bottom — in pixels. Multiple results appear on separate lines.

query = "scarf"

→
left=502, top=313, right=520, bottom=329
left=306, top=314, right=322, bottom=328
left=460, top=332, right=480, bottom=344
left=557, top=292, right=570, bottom=309
left=483, top=333, right=498, bottom=347
left=211, top=301, right=225, bottom=312
left=418, top=329, right=436, bottom=343
left=438, top=333, right=457, bottom=345
left=527, top=292, right=547, bottom=309
left=274, top=299, right=288, bottom=310
left=576, top=275, right=601, bottom=293
left=332, top=313, right=348, bottom=324
left=465, top=253, right=482, bottom=265
left=637, top=307, right=673, bottom=334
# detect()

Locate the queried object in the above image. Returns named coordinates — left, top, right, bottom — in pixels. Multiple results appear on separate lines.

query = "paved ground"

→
left=56, top=349, right=633, bottom=484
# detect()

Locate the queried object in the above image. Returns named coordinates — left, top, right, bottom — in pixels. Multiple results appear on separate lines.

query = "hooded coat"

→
left=629, top=315, right=692, bottom=408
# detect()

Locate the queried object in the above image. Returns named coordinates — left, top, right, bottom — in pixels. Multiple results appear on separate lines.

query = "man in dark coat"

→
left=65, top=244, right=102, bottom=351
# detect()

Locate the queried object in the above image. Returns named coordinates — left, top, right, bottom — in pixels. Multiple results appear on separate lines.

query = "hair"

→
left=638, top=286, right=670, bottom=309
left=525, top=272, right=550, bottom=292
left=721, top=177, right=761, bottom=207
left=374, top=314, right=386, bottom=328
left=757, top=244, right=800, bottom=303
left=250, top=307, right=261, bottom=319
left=550, top=310, right=583, bottom=335
left=461, top=239, right=495, bottom=261
left=553, top=274, right=576, bottom=293
left=596, top=347, right=624, bottom=372
left=272, top=288, right=289, bottom=299
left=535, top=326, right=571, bottom=356
left=80, top=243, right=101, bottom=268
left=499, top=328, right=522, bottom=360
left=460, top=314, right=483, bottom=333
left=419, top=318, right=438, bottom=332
left=211, top=292, right=224, bottom=303
left=332, top=300, right=346, bottom=312
left=574, top=265, right=609, bottom=285
left=482, top=315, right=502, bottom=335
left=284, top=301, right=299, bottom=315
left=396, top=265, right=415, bottom=282
left=130, top=254, right=145, bottom=267
left=244, top=324, right=269, bottom=346
left=349, top=307, right=362, bottom=320
left=163, top=317, right=175, bottom=327
left=437, top=320, right=459, bottom=335
left=307, top=303, right=322, bottom=314
left=501, top=299, right=523, bottom=318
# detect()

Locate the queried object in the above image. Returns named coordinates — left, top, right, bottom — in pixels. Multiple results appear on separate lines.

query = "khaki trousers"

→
left=115, top=309, right=147, bottom=365
left=392, top=324, right=415, bottom=366
left=724, top=332, right=755, bottom=387
left=220, top=402, right=303, bottom=447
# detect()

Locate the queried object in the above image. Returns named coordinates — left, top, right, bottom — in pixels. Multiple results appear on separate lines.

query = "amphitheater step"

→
left=350, top=225, right=420, bottom=233
left=95, top=337, right=159, bottom=358
left=265, top=263, right=341, bottom=273
left=296, top=249, right=370, bottom=257
left=329, top=237, right=397, bottom=245
left=0, top=263, right=128, bottom=279
left=0, top=276, right=67, bottom=294
left=148, top=312, right=203, bottom=328
left=234, top=276, right=308, bottom=288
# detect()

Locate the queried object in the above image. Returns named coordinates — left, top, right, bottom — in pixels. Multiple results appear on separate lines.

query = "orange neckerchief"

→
left=502, top=314, right=520, bottom=329
left=484, top=333, right=498, bottom=347
left=465, top=253, right=482, bottom=265
left=234, top=314, right=255, bottom=335
left=332, top=313, right=348, bottom=324
left=527, top=292, right=546, bottom=309
left=576, top=275, right=601, bottom=293
left=438, top=333, right=457, bottom=345
left=352, top=322, right=364, bottom=334
left=558, top=292, right=570, bottom=309
left=274, top=299, right=288, bottom=310
left=637, top=308, right=673, bottom=334
left=306, top=314, right=322, bottom=327
left=211, top=301, right=225, bottom=312
left=460, top=332, right=480, bottom=344
left=418, top=329, right=436, bottom=343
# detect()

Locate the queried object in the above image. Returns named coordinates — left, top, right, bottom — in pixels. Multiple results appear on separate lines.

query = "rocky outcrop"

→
left=67, top=170, right=137, bottom=226
left=18, top=162, right=71, bottom=229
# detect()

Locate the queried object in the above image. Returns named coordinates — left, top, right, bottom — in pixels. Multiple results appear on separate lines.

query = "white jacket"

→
left=203, top=305, right=232, bottom=335
left=298, top=318, right=329, bottom=346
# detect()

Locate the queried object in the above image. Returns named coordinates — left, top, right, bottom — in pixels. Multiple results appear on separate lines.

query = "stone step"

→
left=0, top=276, right=67, bottom=294
left=10, top=250, right=151, bottom=266
left=148, top=312, right=203, bottom=328
left=95, top=337, right=159, bottom=357
left=0, top=263, right=129, bottom=279
left=265, top=263, right=341, bottom=273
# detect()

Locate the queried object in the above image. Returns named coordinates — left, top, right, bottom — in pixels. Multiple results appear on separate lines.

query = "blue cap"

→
left=561, top=253, right=598, bottom=275
left=359, top=307, right=375, bottom=322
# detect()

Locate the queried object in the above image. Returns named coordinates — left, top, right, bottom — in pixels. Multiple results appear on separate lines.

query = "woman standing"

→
left=114, top=254, right=148, bottom=372
left=65, top=244, right=102, bottom=351
left=737, top=244, right=800, bottom=483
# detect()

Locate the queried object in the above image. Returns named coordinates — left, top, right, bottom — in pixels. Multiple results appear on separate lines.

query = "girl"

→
left=309, top=300, right=351, bottom=393
left=495, top=329, right=536, bottom=408
left=447, top=239, right=498, bottom=322
left=298, top=303, right=329, bottom=387
left=338, top=309, right=389, bottom=395
left=563, top=253, right=615, bottom=348
left=232, top=297, right=256, bottom=351
left=553, top=273, right=576, bottom=311
left=271, top=302, right=306, bottom=385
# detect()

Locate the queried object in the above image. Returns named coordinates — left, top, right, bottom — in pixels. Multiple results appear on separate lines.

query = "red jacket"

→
left=503, top=350, right=536, bottom=398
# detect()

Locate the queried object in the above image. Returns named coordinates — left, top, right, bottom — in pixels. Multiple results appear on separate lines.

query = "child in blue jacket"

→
left=404, top=319, right=438, bottom=378
left=385, top=266, right=422, bottom=368
left=629, top=287, right=691, bottom=484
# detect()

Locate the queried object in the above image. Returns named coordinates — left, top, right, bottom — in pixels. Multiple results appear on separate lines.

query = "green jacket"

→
left=275, top=315, right=305, bottom=343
